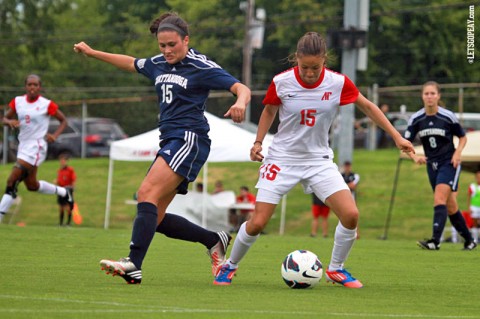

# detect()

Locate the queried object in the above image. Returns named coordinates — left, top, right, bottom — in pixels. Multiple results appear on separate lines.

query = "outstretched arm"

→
left=73, top=42, right=136, bottom=72
left=355, top=93, right=414, bottom=154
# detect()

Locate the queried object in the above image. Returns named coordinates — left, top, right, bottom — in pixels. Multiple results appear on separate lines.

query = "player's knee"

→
left=340, top=209, right=359, bottom=229
left=25, top=182, right=39, bottom=192
left=5, top=186, right=17, bottom=198
left=246, top=218, right=267, bottom=235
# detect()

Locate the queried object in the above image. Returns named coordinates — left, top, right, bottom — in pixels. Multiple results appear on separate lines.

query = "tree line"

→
left=0, top=0, right=478, bottom=135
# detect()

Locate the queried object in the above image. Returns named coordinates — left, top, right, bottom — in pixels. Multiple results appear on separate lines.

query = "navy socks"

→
left=156, top=213, right=218, bottom=249
left=449, top=210, right=473, bottom=242
left=432, top=205, right=448, bottom=243
left=128, top=202, right=158, bottom=269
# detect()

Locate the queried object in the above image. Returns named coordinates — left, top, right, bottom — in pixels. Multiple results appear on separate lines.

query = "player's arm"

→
left=250, top=104, right=277, bottom=162
left=47, top=109, right=68, bottom=143
left=73, top=41, right=136, bottom=72
left=355, top=93, right=414, bottom=154
left=224, top=82, right=251, bottom=123
left=2, top=108, right=19, bottom=129
left=451, top=135, right=466, bottom=168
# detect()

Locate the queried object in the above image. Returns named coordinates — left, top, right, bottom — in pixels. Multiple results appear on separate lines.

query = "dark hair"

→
left=149, top=12, right=189, bottom=38
left=25, top=74, right=41, bottom=85
left=240, top=186, right=249, bottom=192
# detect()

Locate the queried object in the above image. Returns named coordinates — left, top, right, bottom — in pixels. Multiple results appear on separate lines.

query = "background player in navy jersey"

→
left=74, top=12, right=251, bottom=284
left=214, top=32, right=414, bottom=288
left=404, top=81, right=476, bottom=251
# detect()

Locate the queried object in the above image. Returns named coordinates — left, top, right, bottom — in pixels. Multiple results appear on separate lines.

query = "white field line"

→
left=0, top=294, right=477, bottom=318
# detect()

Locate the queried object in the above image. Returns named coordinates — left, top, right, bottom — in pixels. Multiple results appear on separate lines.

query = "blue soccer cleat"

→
left=213, top=264, right=237, bottom=286
left=325, top=268, right=363, bottom=288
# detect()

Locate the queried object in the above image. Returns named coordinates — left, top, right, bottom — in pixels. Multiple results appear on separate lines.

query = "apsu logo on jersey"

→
left=321, top=92, right=332, bottom=100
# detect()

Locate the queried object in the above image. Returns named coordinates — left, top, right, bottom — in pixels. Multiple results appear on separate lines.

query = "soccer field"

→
left=0, top=225, right=478, bottom=319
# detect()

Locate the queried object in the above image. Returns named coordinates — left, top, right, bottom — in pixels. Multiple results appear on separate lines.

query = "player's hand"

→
left=5, top=119, right=19, bottom=129
left=224, top=102, right=246, bottom=123
left=413, top=155, right=427, bottom=165
left=45, top=133, right=56, bottom=143
left=395, top=137, right=415, bottom=154
left=451, top=153, right=462, bottom=168
left=73, top=42, right=93, bottom=57
left=250, top=143, right=264, bottom=162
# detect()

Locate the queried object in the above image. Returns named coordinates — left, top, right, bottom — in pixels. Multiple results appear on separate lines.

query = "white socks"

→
left=226, top=222, right=260, bottom=267
left=328, top=222, right=357, bottom=271
left=0, top=194, right=14, bottom=214
left=38, top=180, right=66, bottom=196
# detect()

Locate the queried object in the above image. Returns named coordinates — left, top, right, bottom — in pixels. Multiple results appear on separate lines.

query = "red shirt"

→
left=236, top=193, right=256, bottom=214
left=57, top=166, right=76, bottom=187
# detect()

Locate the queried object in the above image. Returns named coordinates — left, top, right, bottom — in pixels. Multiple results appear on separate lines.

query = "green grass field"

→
left=0, top=149, right=479, bottom=318
left=1, top=225, right=479, bottom=319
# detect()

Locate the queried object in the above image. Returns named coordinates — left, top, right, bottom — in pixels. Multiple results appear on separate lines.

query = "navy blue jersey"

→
left=404, top=107, right=465, bottom=162
left=134, top=48, right=239, bottom=139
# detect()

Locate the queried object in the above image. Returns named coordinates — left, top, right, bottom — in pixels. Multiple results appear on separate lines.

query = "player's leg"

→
left=156, top=211, right=231, bottom=276
left=214, top=199, right=277, bottom=285
left=446, top=192, right=476, bottom=250
left=324, top=189, right=362, bottom=288
left=0, top=161, right=31, bottom=221
left=100, top=157, right=181, bottom=284
left=320, top=205, right=330, bottom=238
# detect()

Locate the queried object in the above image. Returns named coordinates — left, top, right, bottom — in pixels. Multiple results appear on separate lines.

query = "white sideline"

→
left=0, top=295, right=476, bottom=318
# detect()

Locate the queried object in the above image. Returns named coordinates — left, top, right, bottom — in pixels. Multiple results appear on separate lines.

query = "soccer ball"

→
left=281, top=250, right=323, bottom=289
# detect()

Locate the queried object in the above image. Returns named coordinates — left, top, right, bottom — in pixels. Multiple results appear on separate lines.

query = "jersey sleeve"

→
left=339, top=76, right=359, bottom=106
left=8, top=98, right=16, bottom=112
left=47, top=101, right=59, bottom=116
left=468, top=184, right=474, bottom=196
left=202, top=67, right=239, bottom=91
left=451, top=122, right=466, bottom=137
left=134, top=57, right=155, bottom=80
left=262, top=81, right=282, bottom=106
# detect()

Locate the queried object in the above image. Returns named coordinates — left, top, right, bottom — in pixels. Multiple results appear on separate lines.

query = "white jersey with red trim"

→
left=262, top=66, right=358, bottom=165
left=8, top=95, right=58, bottom=143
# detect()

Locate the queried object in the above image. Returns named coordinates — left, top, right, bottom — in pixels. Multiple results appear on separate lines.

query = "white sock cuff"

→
left=237, top=222, right=259, bottom=245
left=336, top=222, right=357, bottom=239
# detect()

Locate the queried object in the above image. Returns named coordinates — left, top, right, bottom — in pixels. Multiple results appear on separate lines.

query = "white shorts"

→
left=255, top=161, right=349, bottom=205
left=17, top=139, right=47, bottom=166
left=471, top=206, right=480, bottom=219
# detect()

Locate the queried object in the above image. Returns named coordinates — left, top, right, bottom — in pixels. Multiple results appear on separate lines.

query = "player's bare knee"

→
left=25, top=182, right=39, bottom=192
left=246, top=220, right=265, bottom=236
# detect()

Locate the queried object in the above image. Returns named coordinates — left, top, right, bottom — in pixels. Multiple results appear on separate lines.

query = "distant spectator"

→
left=213, top=180, right=225, bottom=194
left=229, top=186, right=256, bottom=232
left=196, top=183, right=204, bottom=193
left=56, top=154, right=76, bottom=226
left=311, top=193, right=330, bottom=238
left=341, top=161, right=360, bottom=200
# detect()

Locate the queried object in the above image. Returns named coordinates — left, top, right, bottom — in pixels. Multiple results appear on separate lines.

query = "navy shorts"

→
left=426, top=159, right=461, bottom=192
left=154, top=131, right=210, bottom=195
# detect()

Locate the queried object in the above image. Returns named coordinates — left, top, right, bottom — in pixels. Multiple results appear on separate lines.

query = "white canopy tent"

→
left=104, top=112, right=287, bottom=231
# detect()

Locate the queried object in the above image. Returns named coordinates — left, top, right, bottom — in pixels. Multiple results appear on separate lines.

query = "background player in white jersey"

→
left=0, top=74, right=73, bottom=223
left=404, top=81, right=476, bottom=251
left=214, top=32, right=414, bottom=288
left=74, top=12, right=250, bottom=284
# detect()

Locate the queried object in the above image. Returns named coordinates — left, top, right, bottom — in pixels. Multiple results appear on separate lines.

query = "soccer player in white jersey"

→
left=214, top=32, right=414, bottom=288
left=0, top=74, right=73, bottom=223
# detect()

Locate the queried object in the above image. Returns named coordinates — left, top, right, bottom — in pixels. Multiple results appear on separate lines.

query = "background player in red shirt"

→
left=56, top=154, right=76, bottom=226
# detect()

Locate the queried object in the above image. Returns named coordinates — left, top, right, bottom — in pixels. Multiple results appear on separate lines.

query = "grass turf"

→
left=0, top=225, right=479, bottom=319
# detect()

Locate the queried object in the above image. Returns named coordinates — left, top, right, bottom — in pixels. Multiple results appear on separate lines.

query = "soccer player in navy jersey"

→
left=404, top=81, right=476, bottom=251
left=74, top=12, right=251, bottom=284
